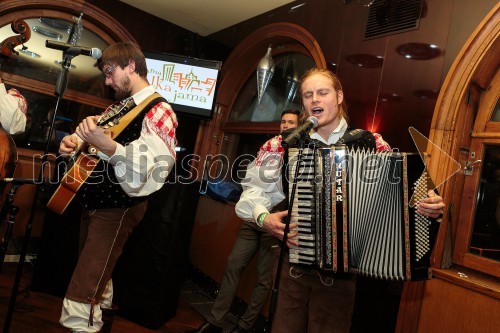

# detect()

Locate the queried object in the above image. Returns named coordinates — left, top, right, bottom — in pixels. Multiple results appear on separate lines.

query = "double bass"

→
left=0, top=19, right=31, bottom=196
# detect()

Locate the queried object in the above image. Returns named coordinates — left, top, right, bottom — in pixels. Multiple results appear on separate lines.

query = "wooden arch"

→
left=217, top=22, right=327, bottom=109
left=194, top=22, right=326, bottom=178
left=0, top=0, right=136, bottom=108
left=427, top=3, right=499, bottom=264
left=396, top=6, right=499, bottom=332
left=0, top=0, right=136, bottom=44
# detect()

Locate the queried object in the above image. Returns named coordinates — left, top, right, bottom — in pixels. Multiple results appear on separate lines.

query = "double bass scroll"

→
left=0, top=19, right=31, bottom=58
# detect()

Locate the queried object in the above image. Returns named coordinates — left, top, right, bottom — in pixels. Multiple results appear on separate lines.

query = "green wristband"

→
left=257, top=212, right=268, bottom=227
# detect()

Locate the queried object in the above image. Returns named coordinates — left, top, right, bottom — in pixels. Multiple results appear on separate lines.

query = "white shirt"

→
left=233, top=133, right=283, bottom=223
left=309, top=116, right=348, bottom=145
left=76, top=85, right=177, bottom=197
left=0, top=84, right=27, bottom=135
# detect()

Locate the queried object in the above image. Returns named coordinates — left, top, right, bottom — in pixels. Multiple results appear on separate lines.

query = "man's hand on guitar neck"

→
left=75, top=115, right=117, bottom=156
left=59, top=116, right=117, bottom=157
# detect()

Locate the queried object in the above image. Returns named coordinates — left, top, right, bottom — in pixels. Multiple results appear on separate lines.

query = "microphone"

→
left=45, top=40, right=102, bottom=59
left=282, top=116, right=319, bottom=146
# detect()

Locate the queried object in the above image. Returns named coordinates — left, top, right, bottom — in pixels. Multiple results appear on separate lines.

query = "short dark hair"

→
left=281, top=109, right=304, bottom=124
left=97, top=41, right=147, bottom=78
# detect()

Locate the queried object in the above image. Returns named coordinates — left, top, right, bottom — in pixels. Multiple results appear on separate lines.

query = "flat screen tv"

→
left=144, top=51, right=222, bottom=119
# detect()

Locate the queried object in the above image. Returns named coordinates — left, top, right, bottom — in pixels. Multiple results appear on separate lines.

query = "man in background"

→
left=190, top=109, right=302, bottom=333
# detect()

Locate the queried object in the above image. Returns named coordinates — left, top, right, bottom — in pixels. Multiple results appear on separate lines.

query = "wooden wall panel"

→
left=417, top=277, right=500, bottom=333
left=189, top=196, right=242, bottom=281
left=189, top=196, right=274, bottom=313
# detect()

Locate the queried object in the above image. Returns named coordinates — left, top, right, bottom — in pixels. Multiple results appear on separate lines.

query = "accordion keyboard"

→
left=412, top=170, right=433, bottom=261
left=287, top=147, right=317, bottom=265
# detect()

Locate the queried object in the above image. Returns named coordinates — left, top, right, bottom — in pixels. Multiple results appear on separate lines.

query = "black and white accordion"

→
left=284, top=145, right=440, bottom=281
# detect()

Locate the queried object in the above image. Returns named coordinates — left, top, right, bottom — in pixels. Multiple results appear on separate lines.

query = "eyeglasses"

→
left=103, top=65, right=117, bottom=79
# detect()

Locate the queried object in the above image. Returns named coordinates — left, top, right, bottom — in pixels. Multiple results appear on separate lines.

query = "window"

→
left=219, top=52, right=315, bottom=185
left=0, top=18, right=109, bottom=94
left=0, top=16, right=113, bottom=152
left=490, top=98, right=500, bottom=121
left=9, top=88, right=104, bottom=151
left=469, top=144, right=500, bottom=261
left=453, top=71, right=500, bottom=276
left=228, top=53, right=314, bottom=123
left=0, top=0, right=137, bottom=153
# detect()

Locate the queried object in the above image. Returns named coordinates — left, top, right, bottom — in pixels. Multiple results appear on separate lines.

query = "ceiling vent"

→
left=365, top=0, right=423, bottom=39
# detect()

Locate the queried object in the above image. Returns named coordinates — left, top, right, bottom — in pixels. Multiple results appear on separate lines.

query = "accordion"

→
left=284, top=145, right=440, bottom=281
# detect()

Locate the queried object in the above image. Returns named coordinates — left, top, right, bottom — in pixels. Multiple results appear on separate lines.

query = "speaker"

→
left=112, top=181, right=200, bottom=329
left=31, top=199, right=82, bottom=297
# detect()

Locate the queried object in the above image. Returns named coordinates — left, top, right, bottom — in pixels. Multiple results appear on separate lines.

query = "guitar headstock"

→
left=97, top=97, right=136, bottom=128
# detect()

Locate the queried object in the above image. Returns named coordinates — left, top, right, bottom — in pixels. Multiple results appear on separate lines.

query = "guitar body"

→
left=46, top=152, right=99, bottom=215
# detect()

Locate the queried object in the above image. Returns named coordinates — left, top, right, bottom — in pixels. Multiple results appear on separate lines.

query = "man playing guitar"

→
left=57, top=41, right=178, bottom=333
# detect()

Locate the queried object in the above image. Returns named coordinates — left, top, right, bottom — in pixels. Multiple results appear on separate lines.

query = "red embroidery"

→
left=145, top=102, right=178, bottom=157
left=7, top=88, right=27, bottom=114
left=255, top=136, right=285, bottom=166
left=373, top=132, right=391, bottom=152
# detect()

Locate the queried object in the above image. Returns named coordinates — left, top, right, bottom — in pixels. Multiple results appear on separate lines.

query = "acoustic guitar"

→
left=46, top=93, right=161, bottom=215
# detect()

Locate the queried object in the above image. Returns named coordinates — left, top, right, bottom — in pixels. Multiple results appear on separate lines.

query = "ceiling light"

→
left=413, top=89, right=439, bottom=100
left=346, top=54, right=383, bottom=68
left=396, top=43, right=443, bottom=60
left=379, top=93, right=402, bottom=102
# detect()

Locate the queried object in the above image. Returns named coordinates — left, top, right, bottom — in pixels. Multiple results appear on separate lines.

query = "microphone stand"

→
left=0, top=178, right=47, bottom=274
left=266, top=132, right=307, bottom=332
left=2, top=51, right=75, bottom=333
left=0, top=183, right=21, bottom=275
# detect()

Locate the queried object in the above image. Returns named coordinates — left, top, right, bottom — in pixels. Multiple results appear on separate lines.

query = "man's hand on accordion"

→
left=262, top=211, right=299, bottom=247
left=417, top=190, right=445, bottom=219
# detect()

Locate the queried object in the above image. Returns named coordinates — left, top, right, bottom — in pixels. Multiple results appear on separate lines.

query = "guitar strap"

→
left=108, top=92, right=164, bottom=139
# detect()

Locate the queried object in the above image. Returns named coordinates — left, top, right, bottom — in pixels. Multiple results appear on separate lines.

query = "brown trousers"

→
left=66, top=201, right=148, bottom=305
left=272, top=254, right=356, bottom=333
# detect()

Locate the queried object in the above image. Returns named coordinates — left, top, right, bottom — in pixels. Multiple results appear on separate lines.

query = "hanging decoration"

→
left=256, top=45, right=274, bottom=104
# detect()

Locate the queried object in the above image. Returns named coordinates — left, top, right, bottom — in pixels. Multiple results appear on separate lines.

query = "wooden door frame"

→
left=396, top=4, right=500, bottom=332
